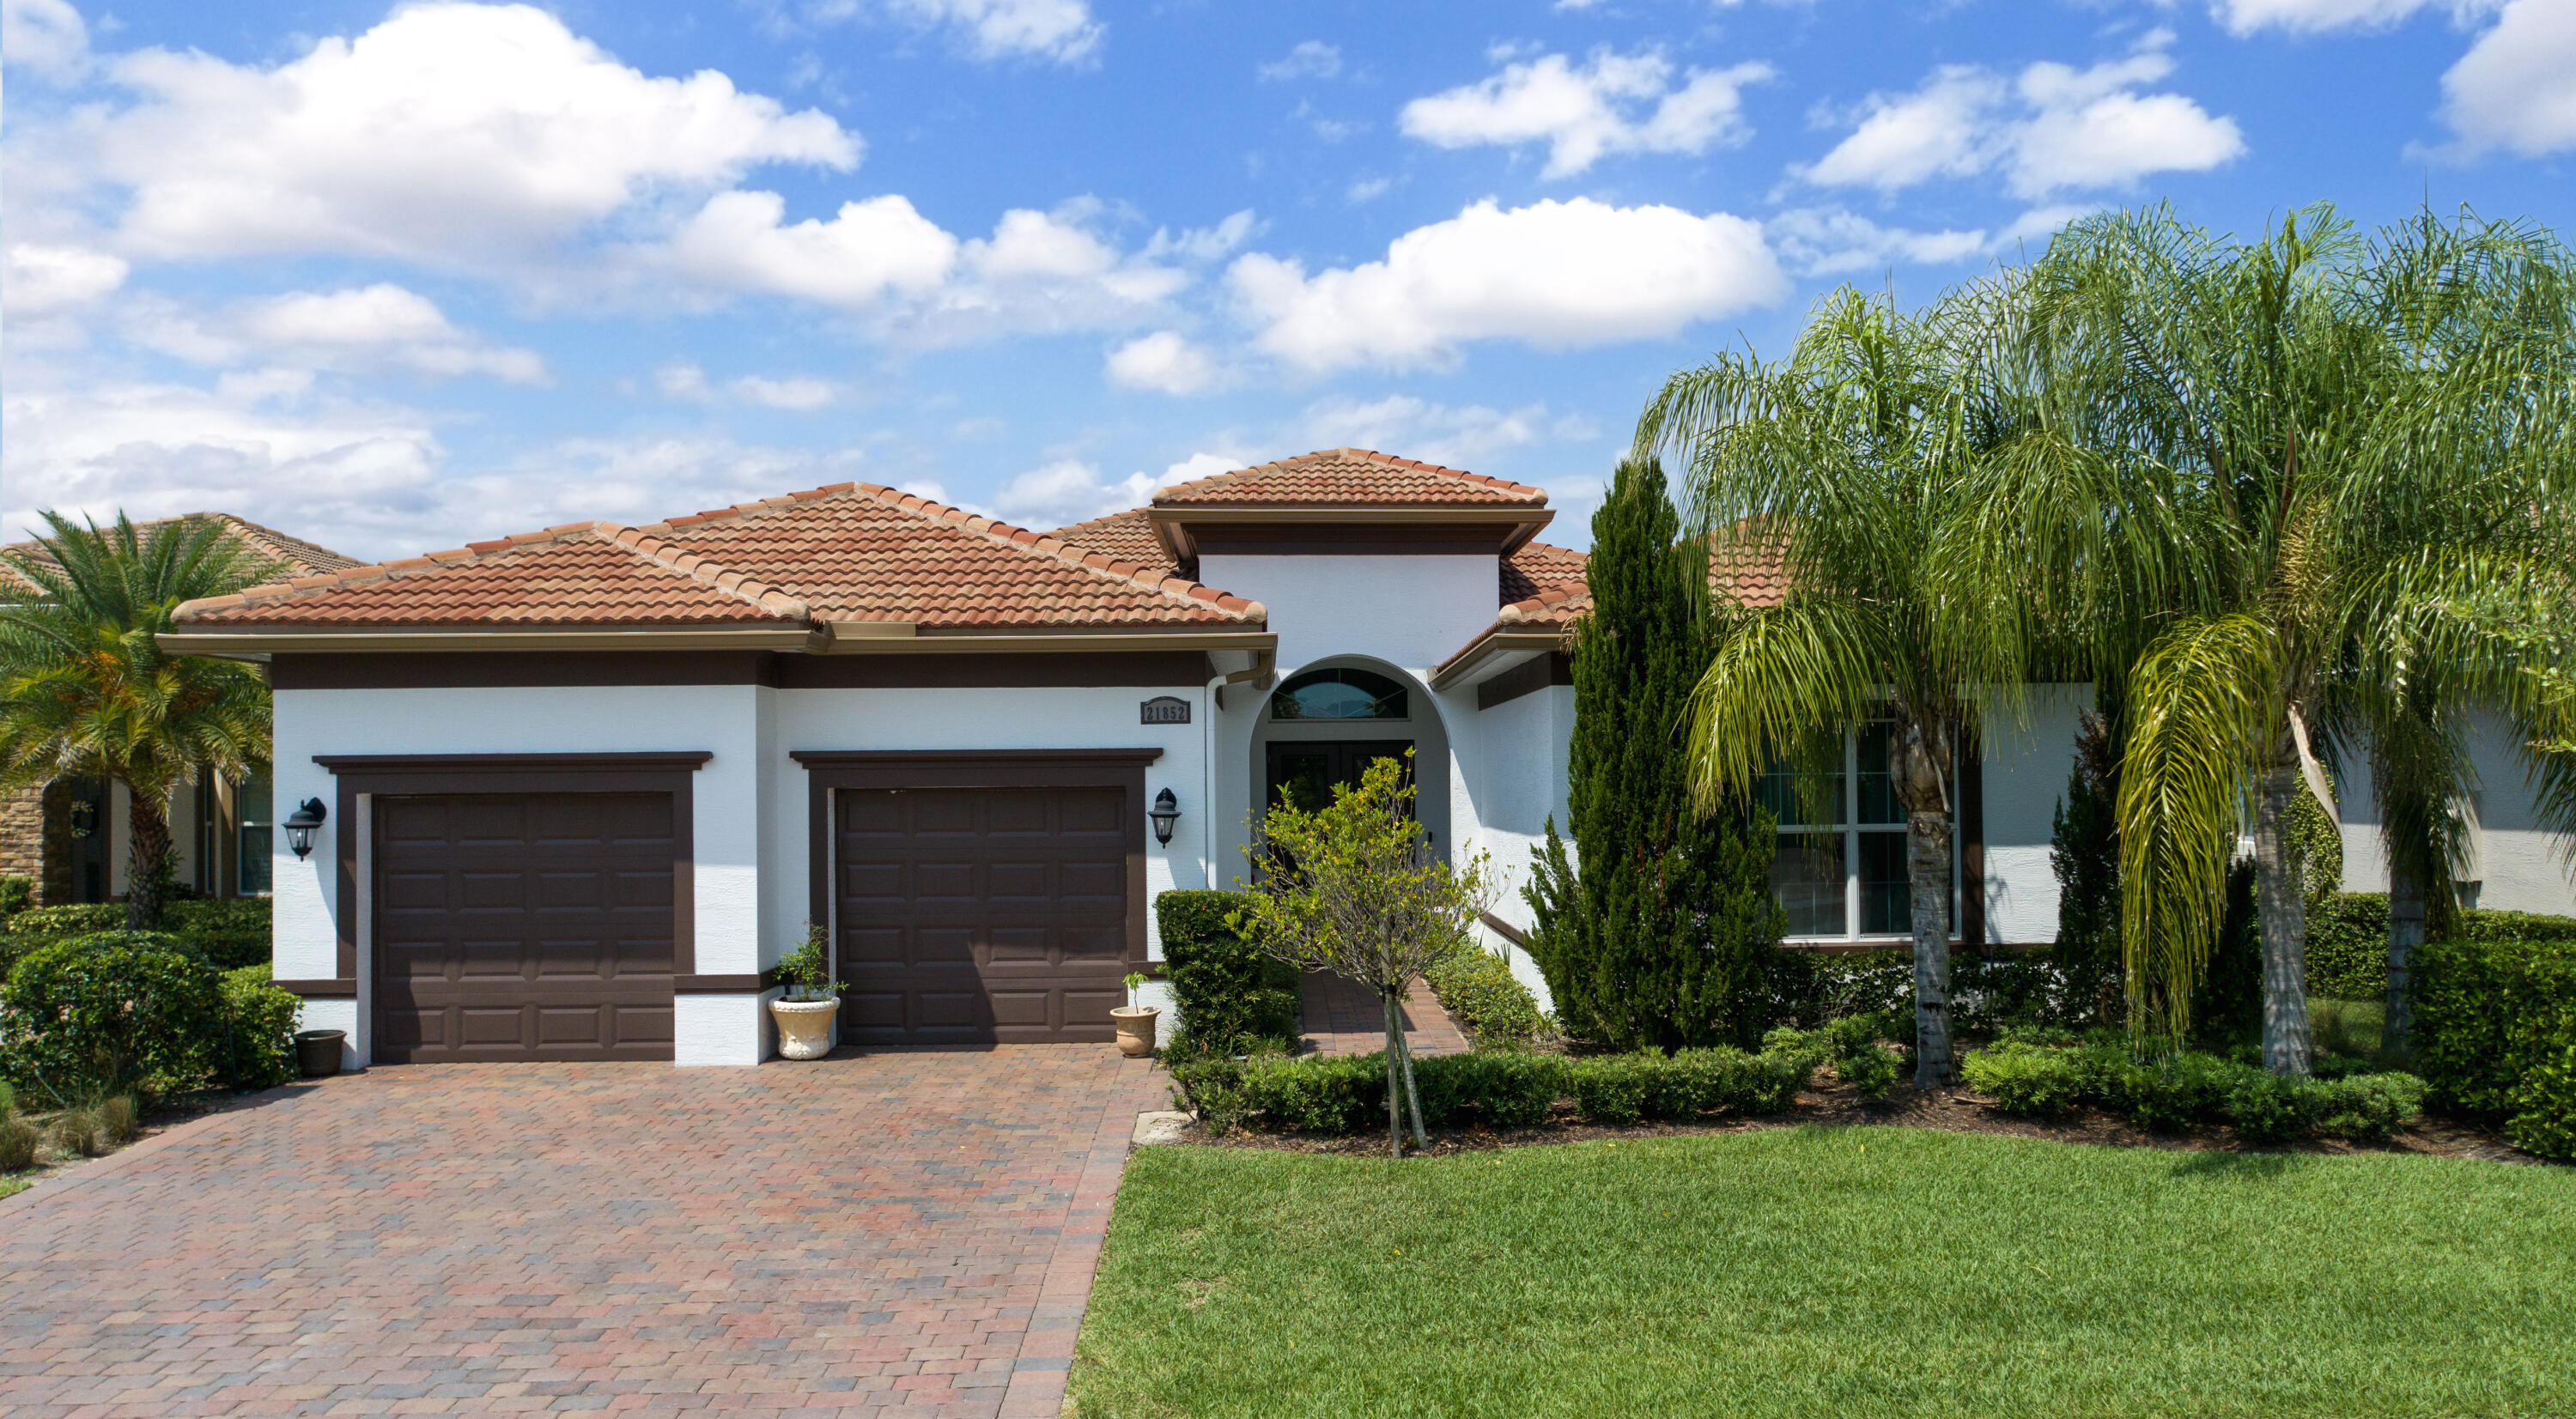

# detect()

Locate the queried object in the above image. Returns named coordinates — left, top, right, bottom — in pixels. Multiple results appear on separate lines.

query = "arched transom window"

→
left=1269, top=667, right=1410, bottom=721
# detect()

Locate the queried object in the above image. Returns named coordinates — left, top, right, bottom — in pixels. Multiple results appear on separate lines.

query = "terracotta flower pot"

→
left=769, top=996, right=840, bottom=1060
left=1111, top=1005, right=1160, bottom=1058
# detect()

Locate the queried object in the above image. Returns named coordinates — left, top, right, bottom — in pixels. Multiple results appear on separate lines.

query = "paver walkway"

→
left=1297, top=971, right=1468, bottom=1058
left=0, top=1048, right=1163, bottom=1418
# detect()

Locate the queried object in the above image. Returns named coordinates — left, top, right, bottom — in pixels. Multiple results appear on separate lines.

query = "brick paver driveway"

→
left=0, top=1048, right=1163, bottom=1417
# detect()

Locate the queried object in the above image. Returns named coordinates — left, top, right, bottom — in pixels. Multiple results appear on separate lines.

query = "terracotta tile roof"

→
left=175, top=482, right=1263, bottom=630
left=1152, top=448, right=1546, bottom=507
left=179, top=524, right=810, bottom=626
left=2, top=512, right=360, bottom=594
left=1498, top=541, right=1591, bottom=627
left=1039, top=507, right=1179, bottom=579
left=1710, top=530, right=1789, bottom=611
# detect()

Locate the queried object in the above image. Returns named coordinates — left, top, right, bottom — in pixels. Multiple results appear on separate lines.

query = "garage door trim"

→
left=314, top=752, right=711, bottom=985
left=791, top=749, right=1165, bottom=982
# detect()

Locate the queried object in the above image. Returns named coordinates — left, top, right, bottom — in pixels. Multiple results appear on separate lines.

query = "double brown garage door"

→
left=371, top=776, right=1137, bottom=1060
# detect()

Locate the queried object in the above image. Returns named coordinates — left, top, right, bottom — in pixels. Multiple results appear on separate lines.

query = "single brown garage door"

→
left=834, top=785, right=1130, bottom=1044
left=374, top=793, right=678, bottom=1062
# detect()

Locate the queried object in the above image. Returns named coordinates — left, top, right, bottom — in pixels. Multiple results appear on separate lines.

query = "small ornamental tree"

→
left=2049, top=708, right=2124, bottom=1026
left=1525, top=455, right=1782, bottom=1051
left=1231, top=751, right=1491, bottom=1159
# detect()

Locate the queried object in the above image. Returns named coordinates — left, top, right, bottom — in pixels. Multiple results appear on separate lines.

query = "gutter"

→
left=1427, top=628, right=1565, bottom=691
left=814, top=622, right=1277, bottom=656
left=158, top=627, right=817, bottom=658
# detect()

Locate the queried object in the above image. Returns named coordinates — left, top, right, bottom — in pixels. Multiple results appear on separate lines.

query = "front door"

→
left=1264, top=740, right=1415, bottom=815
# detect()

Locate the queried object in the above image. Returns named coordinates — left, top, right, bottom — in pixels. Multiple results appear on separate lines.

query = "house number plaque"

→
left=1139, top=695, right=1191, bottom=725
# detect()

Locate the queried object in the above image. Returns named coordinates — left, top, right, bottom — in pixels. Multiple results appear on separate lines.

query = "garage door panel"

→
left=834, top=782, right=1130, bottom=1045
left=374, top=791, right=677, bottom=1064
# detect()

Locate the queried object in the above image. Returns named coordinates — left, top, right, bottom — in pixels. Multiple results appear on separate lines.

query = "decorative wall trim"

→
left=273, top=978, right=358, bottom=998
left=674, top=972, right=778, bottom=993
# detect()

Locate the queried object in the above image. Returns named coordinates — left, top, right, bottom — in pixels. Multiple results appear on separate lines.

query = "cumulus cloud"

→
left=1260, top=40, right=1341, bottom=82
left=1105, top=330, right=1225, bottom=396
left=731, top=375, right=838, bottom=410
left=1799, top=33, right=2243, bottom=198
left=1767, top=208, right=1991, bottom=276
left=1299, top=395, right=1558, bottom=470
left=79, top=3, right=856, bottom=267
left=2438, top=0, right=2576, bottom=156
left=1400, top=48, right=1773, bottom=177
left=2206, top=0, right=2494, bottom=34
left=233, top=285, right=549, bottom=384
left=3, top=244, right=129, bottom=316
left=2, top=0, right=87, bottom=79
left=989, top=458, right=1162, bottom=528
left=1229, top=197, right=1787, bottom=373
left=657, top=191, right=960, bottom=306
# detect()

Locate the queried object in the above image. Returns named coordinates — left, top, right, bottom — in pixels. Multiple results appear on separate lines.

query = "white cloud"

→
left=2439, top=0, right=2576, bottom=156
left=234, top=284, right=549, bottom=384
left=3, top=244, right=129, bottom=316
left=1229, top=197, right=1787, bottom=373
left=1260, top=40, right=1341, bottom=82
left=989, top=458, right=1161, bottom=528
left=731, top=375, right=837, bottom=410
left=885, top=0, right=1101, bottom=63
left=657, top=363, right=714, bottom=402
left=1798, top=34, right=2242, bottom=198
left=1767, top=208, right=1991, bottom=276
left=1346, top=176, right=1395, bottom=203
left=1104, top=331, right=1224, bottom=396
left=658, top=190, right=960, bottom=306
left=82, top=3, right=856, bottom=267
left=1400, top=49, right=1773, bottom=178
left=2206, top=0, right=2494, bottom=34
left=1300, top=395, right=1555, bottom=470
left=2, top=0, right=87, bottom=79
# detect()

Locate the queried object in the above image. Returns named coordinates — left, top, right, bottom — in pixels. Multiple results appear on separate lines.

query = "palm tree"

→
left=1970, top=204, right=2576, bottom=1071
left=1638, top=289, right=2029, bottom=1087
left=0, top=513, right=281, bottom=928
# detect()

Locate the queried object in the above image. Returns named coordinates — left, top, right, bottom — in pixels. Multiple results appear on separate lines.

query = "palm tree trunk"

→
left=123, top=786, right=173, bottom=931
left=2385, top=863, right=2423, bottom=1058
left=1908, top=807, right=1954, bottom=1087
left=2251, top=765, right=2314, bottom=1076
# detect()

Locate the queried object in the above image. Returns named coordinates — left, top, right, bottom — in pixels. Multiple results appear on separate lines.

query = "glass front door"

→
left=1263, top=740, right=1415, bottom=815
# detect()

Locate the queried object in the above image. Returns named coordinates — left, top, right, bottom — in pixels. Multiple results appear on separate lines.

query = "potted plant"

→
left=1110, top=972, right=1159, bottom=1058
left=769, top=924, right=844, bottom=1061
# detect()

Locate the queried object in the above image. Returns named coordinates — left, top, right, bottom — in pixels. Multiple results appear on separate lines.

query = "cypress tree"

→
left=1525, top=456, right=1782, bottom=1050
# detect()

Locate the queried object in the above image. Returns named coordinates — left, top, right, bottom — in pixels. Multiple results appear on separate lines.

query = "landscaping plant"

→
left=1153, top=889, right=1299, bottom=1056
left=1637, top=290, right=2039, bottom=1085
left=1966, top=205, right=2576, bottom=1072
left=1522, top=454, right=1780, bottom=1053
left=0, top=513, right=283, bottom=930
left=1232, top=751, right=1492, bottom=1157
left=1959, top=1039, right=2425, bottom=1143
left=0, top=930, right=229, bottom=1105
left=1421, top=942, right=1549, bottom=1051
left=2047, top=707, right=2127, bottom=1028
left=2412, top=931, right=2576, bottom=1158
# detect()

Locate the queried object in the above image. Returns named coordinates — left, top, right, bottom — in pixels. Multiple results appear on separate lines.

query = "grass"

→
left=1070, top=1126, right=2576, bottom=1419
left=0, top=1175, right=26, bottom=1201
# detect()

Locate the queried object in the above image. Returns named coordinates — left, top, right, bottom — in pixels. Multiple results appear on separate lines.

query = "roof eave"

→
left=158, top=626, right=819, bottom=657
left=1429, top=627, right=1568, bottom=691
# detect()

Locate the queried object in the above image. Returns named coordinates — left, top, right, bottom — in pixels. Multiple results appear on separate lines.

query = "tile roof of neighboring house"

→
left=1151, top=447, right=1547, bottom=506
left=1042, top=507, right=1179, bottom=579
left=0, top=512, right=361, bottom=593
left=175, top=482, right=1262, bottom=630
left=1497, top=541, right=1591, bottom=626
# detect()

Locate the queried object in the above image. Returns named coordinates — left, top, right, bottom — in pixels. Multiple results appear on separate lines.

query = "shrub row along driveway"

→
left=0, top=1050, right=1160, bottom=1417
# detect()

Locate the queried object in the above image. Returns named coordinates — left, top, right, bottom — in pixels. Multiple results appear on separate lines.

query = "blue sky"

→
left=4, top=0, right=2572, bottom=561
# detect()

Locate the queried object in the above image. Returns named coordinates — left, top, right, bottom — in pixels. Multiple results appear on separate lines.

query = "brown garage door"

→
left=834, top=785, right=1130, bottom=1044
left=374, top=793, right=677, bottom=1062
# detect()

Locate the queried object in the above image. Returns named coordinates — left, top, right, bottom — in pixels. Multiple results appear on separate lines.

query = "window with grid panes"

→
left=1757, top=720, right=1953, bottom=941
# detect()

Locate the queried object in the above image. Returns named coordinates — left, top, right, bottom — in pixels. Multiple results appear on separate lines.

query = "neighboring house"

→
left=157, top=449, right=2576, bottom=1068
left=0, top=513, right=362, bottom=907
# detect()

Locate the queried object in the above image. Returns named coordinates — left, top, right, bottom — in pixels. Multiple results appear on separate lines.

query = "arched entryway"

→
left=1246, top=655, right=1452, bottom=860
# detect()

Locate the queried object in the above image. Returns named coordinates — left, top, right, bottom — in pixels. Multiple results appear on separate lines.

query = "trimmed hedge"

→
left=0, top=931, right=228, bottom=1104
left=1959, top=1040, right=2425, bottom=1144
left=1155, top=890, right=1300, bottom=1057
left=2413, top=933, right=2576, bottom=1159
left=0, top=876, right=30, bottom=919
left=221, top=964, right=302, bottom=1091
left=1424, top=944, right=1551, bottom=1050
left=1169, top=1044, right=1814, bottom=1136
left=0, top=897, right=271, bottom=974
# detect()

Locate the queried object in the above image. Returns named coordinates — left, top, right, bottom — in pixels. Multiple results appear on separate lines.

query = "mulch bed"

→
left=1161, top=1068, right=2548, bottom=1164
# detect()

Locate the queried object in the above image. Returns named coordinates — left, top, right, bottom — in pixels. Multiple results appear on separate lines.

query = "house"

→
left=0, top=513, right=363, bottom=906
left=157, top=449, right=2576, bottom=1067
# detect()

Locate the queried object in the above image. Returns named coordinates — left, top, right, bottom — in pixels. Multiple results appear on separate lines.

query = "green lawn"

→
left=1069, top=1127, right=2576, bottom=1419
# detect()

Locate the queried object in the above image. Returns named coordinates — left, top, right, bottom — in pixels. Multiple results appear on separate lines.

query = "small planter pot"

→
left=294, top=1029, right=346, bottom=1078
left=769, top=995, right=841, bottom=1061
left=1111, top=1005, right=1161, bottom=1058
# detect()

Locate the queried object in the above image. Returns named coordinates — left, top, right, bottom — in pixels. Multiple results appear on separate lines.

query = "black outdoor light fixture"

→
left=1148, top=788, right=1180, bottom=846
left=283, top=797, right=328, bottom=859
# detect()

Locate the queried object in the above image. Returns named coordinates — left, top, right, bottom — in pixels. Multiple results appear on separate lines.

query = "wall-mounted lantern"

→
left=283, top=798, right=328, bottom=859
left=1148, top=788, right=1181, bottom=846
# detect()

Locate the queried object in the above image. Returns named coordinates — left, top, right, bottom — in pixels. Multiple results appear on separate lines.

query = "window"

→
left=237, top=769, right=274, bottom=896
left=1762, top=721, right=1953, bottom=941
left=1269, top=667, right=1409, bottom=721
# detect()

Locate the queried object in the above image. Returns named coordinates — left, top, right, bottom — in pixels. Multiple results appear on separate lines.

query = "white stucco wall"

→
left=1198, top=554, right=1501, bottom=676
left=2338, top=711, right=2576, bottom=916
left=1977, top=685, right=2092, bottom=946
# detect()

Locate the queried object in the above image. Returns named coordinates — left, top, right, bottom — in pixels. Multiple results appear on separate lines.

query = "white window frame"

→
left=1767, top=722, right=1959, bottom=945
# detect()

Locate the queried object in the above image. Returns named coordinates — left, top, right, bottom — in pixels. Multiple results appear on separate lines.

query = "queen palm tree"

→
left=1638, top=289, right=2030, bottom=1086
left=0, top=513, right=281, bottom=928
left=1968, top=204, right=2576, bottom=1071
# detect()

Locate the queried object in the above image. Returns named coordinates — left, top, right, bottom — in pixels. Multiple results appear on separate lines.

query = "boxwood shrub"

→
left=1959, top=1040, right=2425, bottom=1144
left=2414, top=931, right=2576, bottom=1159
left=0, top=897, right=271, bottom=974
left=1424, top=943, right=1550, bottom=1050
left=1155, top=889, right=1300, bottom=1057
left=1170, top=1043, right=1814, bottom=1136
left=0, top=931, right=228, bottom=1104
